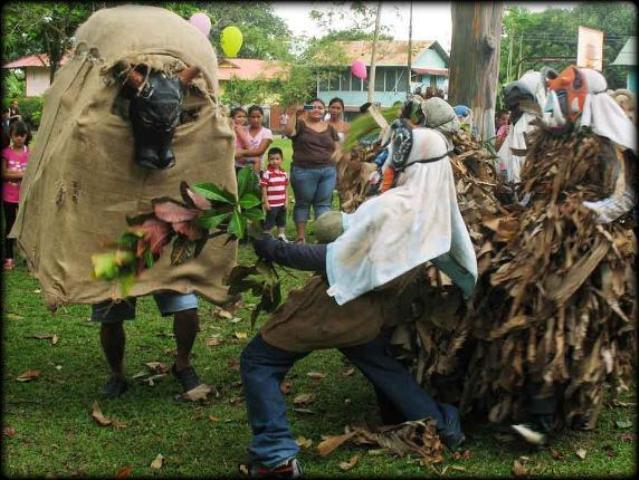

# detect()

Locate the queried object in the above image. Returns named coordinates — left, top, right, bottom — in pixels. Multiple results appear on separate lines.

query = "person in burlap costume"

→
left=239, top=119, right=478, bottom=478
left=9, top=6, right=237, bottom=398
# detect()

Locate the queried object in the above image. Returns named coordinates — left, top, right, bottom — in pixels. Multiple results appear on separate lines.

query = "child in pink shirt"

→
left=2, top=121, right=30, bottom=270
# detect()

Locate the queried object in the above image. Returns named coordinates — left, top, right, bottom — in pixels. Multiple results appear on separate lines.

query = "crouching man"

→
left=240, top=120, right=478, bottom=478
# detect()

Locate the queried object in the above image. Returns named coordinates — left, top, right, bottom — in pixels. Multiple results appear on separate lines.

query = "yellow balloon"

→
left=220, top=26, right=243, bottom=58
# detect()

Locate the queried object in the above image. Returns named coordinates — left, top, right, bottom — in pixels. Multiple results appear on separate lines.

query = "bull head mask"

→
left=126, top=66, right=200, bottom=170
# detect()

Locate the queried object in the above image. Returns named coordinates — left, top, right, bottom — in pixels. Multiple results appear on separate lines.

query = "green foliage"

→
left=2, top=71, right=25, bottom=100
left=499, top=3, right=637, bottom=90
left=274, top=65, right=316, bottom=107
left=160, top=2, right=293, bottom=60
left=17, top=96, right=45, bottom=129
left=2, top=3, right=96, bottom=81
left=220, top=77, right=272, bottom=107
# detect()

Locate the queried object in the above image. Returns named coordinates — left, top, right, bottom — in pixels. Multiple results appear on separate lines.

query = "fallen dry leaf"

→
left=550, top=448, right=565, bottom=460
left=296, top=436, right=313, bottom=449
left=615, top=419, right=632, bottom=429
left=115, top=466, right=133, bottom=478
left=181, top=384, right=212, bottom=402
left=512, top=459, right=528, bottom=476
left=145, top=362, right=169, bottom=374
left=293, top=393, right=316, bottom=406
left=150, top=453, right=164, bottom=469
left=51, top=334, right=59, bottom=345
left=450, top=465, right=467, bottom=472
left=230, top=317, right=243, bottom=324
left=280, top=380, right=293, bottom=395
left=6, top=313, right=24, bottom=321
left=209, top=415, right=220, bottom=422
left=342, top=367, right=356, bottom=377
left=339, top=455, right=359, bottom=471
left=16, top=369, right=41, bottom=382
left=227, top=358, right=240, bottom=371
left=215, top=307, right=233, bottom=320
left=206, top=337, right=223, bottom=347
left=292, top=408, right=315, bottom=415
left=575, top=448, right=587, bottom=460
left=3, top=426, right=16, bottom=437
left=234, top=331, right=248, bottom=340
left=306, top=371, right=327, bottom=380
left=620, top=433, right=635, bottom=442
left=368, top=448, right=386, bottom=456
left=229, top=395, right=243, bottom=405
left=344, top=398, right=352, bottom=405
left=112, top=418, right=127, bottom=431
left=238, top=464, right=249, bottom=476
left=91, top=401, right=112, bottom=426
left=317, top=431, right=357, bottom=457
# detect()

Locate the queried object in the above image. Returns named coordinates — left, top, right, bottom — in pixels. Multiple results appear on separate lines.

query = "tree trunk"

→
left=367, top=2, right=382, bottom=103
left=448, top=2, right=504, bottom=142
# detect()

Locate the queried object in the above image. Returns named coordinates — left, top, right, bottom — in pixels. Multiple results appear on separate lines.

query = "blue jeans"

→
left=290, top=165, right=336, bottom=224
left=240, top=331, right=452, bottom=467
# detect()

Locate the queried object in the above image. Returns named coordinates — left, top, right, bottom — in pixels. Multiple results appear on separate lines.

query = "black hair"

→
left=328, top=97, right=345, bottom=110
left=359, top=102, right=372, bottom=113
left=247, top=105, right=264, bottom=116
left=230, top=106, right=247, bottom=118
left=267, top=147, right=283, bottom=158
left=9, top=120, right=31, bottom=145
left=308, top=98, right=326, bottom=108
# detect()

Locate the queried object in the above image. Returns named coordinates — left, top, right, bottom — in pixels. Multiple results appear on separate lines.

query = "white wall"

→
left=26, top=67, right=50, bottom=97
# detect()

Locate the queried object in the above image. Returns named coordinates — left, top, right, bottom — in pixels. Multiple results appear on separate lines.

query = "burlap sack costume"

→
left=10, top=5, right=236, bottom=309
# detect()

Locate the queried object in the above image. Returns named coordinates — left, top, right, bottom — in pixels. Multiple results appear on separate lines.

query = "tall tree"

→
left=367, top=2, right=382, bottom=103
left=2, top=2, right=98, bottom=82
left=499, top=3, right=637, bottom=89
left=448, top=2, right=504, bottom=141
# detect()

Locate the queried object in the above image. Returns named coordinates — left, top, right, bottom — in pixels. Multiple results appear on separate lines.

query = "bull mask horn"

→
left=179, top=66, right=200, bottom=86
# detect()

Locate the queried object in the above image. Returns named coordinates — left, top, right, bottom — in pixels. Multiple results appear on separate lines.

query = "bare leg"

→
left=295, top=222, right=306, bottom=243
left=100, top=322, right=126, bottom=379
left=173, top=308, right=199, bottom=371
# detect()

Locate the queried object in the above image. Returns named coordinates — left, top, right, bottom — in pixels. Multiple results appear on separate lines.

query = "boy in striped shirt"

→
left=260, top=147, right=289, bottom=242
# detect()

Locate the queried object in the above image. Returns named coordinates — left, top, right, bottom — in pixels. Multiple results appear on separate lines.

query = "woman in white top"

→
left=237, top=105, right=274, bottom=175
left=327, top=97, right=350, bottom=143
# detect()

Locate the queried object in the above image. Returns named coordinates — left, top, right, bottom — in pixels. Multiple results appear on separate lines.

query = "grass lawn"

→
left=2, top=136, right=637, bottom=476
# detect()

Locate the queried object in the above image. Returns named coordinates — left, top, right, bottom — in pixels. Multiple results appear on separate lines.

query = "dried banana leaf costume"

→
left=10, top=6, right=236, bottom=309
left=459, top=66, right=636, bottom=434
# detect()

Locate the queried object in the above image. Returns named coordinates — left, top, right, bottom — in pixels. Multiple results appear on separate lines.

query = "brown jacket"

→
left=261, top=266, right=430, bottom=352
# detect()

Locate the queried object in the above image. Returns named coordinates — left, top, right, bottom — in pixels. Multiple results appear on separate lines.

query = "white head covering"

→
left=497, top=70, right=548, bottom=182
left=578, top=68, right=636, bottom=153
left=325, top=127, right=478, bottom=305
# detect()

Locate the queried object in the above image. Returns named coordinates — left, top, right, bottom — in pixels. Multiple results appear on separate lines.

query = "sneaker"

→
left=171, top=364, right=202, bottom=392
left=438, top=404, right=466, bottom=451
left=101, top=376, right=129, bottom=398
left=277, top=234, right=289, bottom=243
left=247, top=458, right=303, bottom=479
left=3, top=258, right=15, bottom=271
left=511, top=423, right=548, bottom=446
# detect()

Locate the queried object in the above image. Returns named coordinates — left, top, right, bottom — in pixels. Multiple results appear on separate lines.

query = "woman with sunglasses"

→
left=283, top=98, right=340, bottom=243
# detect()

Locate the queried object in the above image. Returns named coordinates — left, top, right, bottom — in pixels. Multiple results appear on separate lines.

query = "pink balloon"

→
left=351, top=60, right=367, bottom=80
left=189, top=12, right=211, bottom=38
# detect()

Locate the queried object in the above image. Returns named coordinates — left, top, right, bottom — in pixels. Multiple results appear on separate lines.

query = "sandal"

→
left=171, top=364, right=202, bottom=392
left=101, top=376, right=129, bottom=398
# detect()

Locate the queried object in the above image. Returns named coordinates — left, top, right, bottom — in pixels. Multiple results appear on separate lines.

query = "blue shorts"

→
left=91, top=292, right=198, bottom=324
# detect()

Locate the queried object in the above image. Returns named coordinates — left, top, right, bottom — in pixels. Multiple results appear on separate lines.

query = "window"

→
left=340, top=69, right=351, bottom=91
left=328, top=72, right=339, bottom=91
left=385, top=69, right=396, bottom=92
left=319, top=73, right=330, bottom=91
left=352, top=75, right=363, bottom=91
left=374, top=67, right=385, bottom=91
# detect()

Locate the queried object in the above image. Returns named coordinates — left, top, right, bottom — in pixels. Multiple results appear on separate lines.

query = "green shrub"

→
left=16, top=96, right=45, bottom=130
